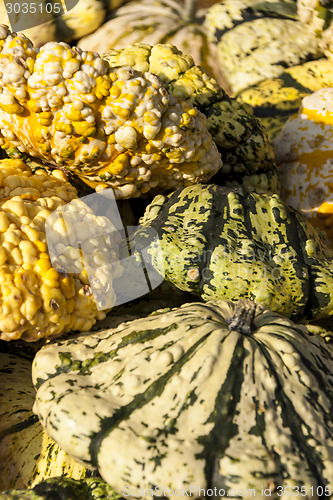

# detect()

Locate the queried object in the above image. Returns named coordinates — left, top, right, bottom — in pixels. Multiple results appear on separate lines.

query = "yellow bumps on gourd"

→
left=0, top=158, right=121, bottom=342
left=0, top=25, right=222, bottom=199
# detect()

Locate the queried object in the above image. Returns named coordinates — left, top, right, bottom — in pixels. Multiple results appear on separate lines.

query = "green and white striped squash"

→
left=0, top=477, right=117, bottom=499
left=32, top=299, right=333, bottom=498
left=0, top=343, right=89, bottom=491
left=237, top=57, right=333, bottom=140
left=203, top=0, right=323, bottom=94
left=102, top=42, right=277, bottom=188
left=78, top=0, right=229, bottom=90
left=297, top=0, right=333, bottom=59
left=0, top=0, right=128, bottom=47
left=135, top=183, right=333, bottom=320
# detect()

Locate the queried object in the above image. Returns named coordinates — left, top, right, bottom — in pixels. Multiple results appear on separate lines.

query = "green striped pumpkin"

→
left=32, top=299, right=333, bottom=497
left=0, top=342, right=89, bottom=491
left=237, top=57, right=333, bottom=140
left=203, top=0, right=323, bottom=94
left=136, top=183, right=333, bottom=319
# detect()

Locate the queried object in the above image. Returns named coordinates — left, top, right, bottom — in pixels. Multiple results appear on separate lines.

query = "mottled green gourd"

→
left=135, top=183, right=333, bottom=320
left=32, top=300, right=333, bottom=498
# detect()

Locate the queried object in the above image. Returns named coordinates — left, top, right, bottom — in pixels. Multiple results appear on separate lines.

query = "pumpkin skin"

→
left=274, top=87, right=333, bottom=246
left=237, top=57, right=333, bottom=140
left=203, top=0, right=323, bottom=94
left=32, top=299, right=333, bottom=498
left=135, top=183, right=333, bottom=320
left=0, top=0, right=129, bottom=47
left=0, top=343, right=90, bottom=491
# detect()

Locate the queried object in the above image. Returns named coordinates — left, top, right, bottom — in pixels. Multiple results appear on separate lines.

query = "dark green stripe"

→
left=197, top=338, right=245, bottom=487
left=257, top=341, right=331, bottom=488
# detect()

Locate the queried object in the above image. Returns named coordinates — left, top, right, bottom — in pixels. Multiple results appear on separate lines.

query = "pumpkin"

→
left=0, top=0, right=129, bottom=47
left=32, top=299, right=333, bottom=497
left=78, top=0, right=230, bottom=90
left=0, top=477, right=117, bottom=499
left=237, top=57, right=333, bottom=140
left=135, top=183, right=333, bottom=320
left=274, top=87, right=333, bottom=246
left=203, top=0, right=323, bottom=94
left=297, top=0, right=333, bottom=60
left=0, top=341, right=90, bottom=491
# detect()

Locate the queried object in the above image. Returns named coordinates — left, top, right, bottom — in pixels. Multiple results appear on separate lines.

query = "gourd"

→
left=237, top=57, right=333, bottom=140
left=0, top=158, right=122, bottom=342
left=0, top=477, right=117, bottom=499
left=0, top=0, right=129, bottom=47
left=103, top=43, right=277, bottom=192
left=0, top=342, right=89, bottom=490
left=0, top=25, right=279, bottom=197
left=135, top=183, right=333, bottom=320
left=274, top=87, right=333, bottom=246
left=0, top=26, right=222, bottom=199
left=297, top=0, right=333, bottom=60
left=32, top=299, right=333, bottom=498
left=203, top=0, right=323, bottom=94
left=78, top=0, right=229, bottom=90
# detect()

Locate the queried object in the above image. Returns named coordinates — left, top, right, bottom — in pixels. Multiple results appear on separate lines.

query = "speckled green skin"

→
left=104, top=44, right=277, bottom=186
left=0, top=477, right=117, bottom=500
left=32, top=300, right=333, bottom=498
left=137, top=183, right=333, bottom=320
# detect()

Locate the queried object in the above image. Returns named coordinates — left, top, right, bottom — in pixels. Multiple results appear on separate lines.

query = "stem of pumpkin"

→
left=184, top=0, right=198, bottom=21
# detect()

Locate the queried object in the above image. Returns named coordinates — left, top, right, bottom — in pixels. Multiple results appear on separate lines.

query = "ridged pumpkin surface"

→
left=32, top=300, right=333, bottom=498
left=137, top=183, right=333, bottom=319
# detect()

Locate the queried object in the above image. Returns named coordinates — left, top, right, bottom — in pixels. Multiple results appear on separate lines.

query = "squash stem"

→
left=184, top=0, right=198, bottom=21
left=226, top=299, right=259, bottom=335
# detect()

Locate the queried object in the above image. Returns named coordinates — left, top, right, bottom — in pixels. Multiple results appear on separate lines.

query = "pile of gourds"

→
left=0, top=0, right=333, bottom=498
